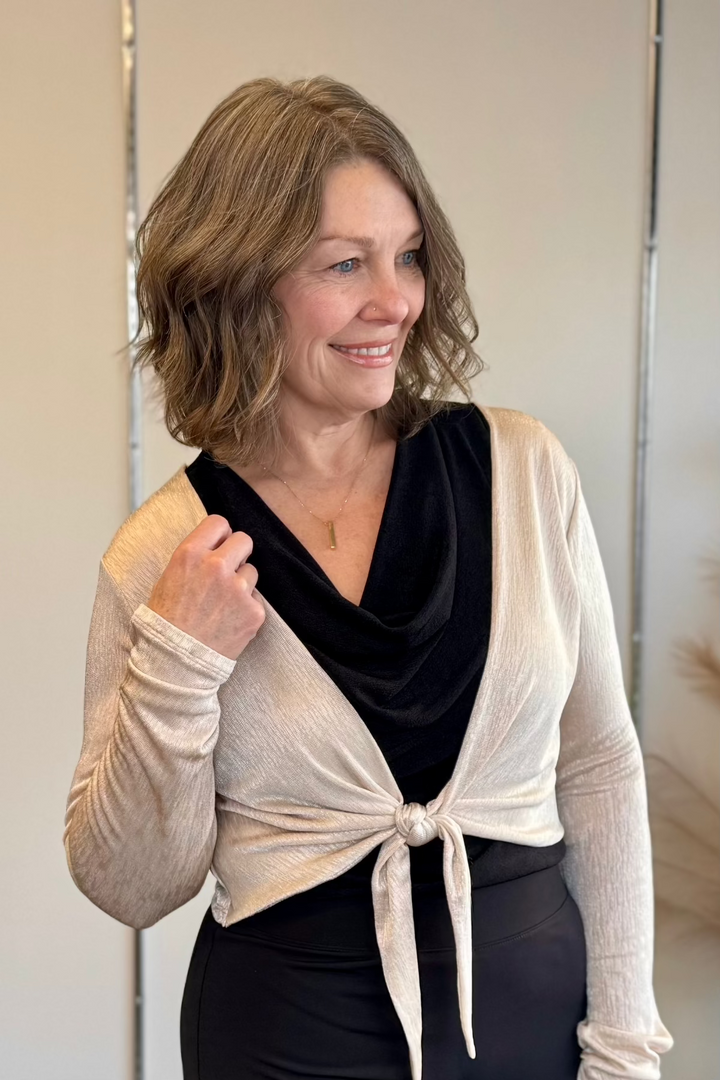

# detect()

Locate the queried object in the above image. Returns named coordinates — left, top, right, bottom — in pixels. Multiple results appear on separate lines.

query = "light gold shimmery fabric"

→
left=64, top=405, right=674, bottom=1080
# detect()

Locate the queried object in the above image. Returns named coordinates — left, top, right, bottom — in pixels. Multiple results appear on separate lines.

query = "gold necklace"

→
left=260, top=416, right=377, bottom=550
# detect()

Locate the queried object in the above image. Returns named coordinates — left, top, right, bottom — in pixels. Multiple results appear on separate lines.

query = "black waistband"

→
left=219, top=863, right=569, bottom=956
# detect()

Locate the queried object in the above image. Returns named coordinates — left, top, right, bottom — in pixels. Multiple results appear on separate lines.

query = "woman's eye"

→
left=329, top=250, right=421, bottom=276
left=330, top=258, right=358, bottom=275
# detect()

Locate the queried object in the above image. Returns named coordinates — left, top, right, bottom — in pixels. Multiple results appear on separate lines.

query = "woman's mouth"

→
left=329, top=342, right=395, bottom=367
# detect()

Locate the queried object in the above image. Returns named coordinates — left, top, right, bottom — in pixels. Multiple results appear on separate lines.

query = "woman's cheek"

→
left=407, top=283, right=426, bottom=326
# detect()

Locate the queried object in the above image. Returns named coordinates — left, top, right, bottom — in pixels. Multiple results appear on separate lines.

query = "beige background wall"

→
left=1, top=1, right=717, bottom=1078
left=0, top=3, right=132, bottom=1078
left=642, top=2, right=720, bottom=1075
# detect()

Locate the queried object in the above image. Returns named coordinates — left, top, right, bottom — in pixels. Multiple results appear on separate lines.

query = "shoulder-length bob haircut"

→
left=134, top=74, right=485, bottom=467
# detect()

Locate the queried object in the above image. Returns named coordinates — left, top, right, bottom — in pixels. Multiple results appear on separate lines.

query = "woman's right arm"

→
left=63, top=517, right=264, bottom=929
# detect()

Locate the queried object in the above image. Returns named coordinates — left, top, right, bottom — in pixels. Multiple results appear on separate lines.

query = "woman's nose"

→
left=365, top=272, right=411, bottom=323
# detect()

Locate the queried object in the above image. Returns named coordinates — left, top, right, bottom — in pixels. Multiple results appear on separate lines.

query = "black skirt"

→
left=180, top=862, right=587, bottom=1080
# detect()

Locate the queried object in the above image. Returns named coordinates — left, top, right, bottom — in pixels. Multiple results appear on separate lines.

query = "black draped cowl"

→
left=186, top=401, right=565, bottom=888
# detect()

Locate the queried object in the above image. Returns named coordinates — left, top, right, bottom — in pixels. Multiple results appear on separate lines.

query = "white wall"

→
left=0, top=3, right=132, bottom=1078
left=1, top=1, right=716, bottom=1077
left=645, top=0, right=720, bottom=817
left=643, top=2, right=720, bottom=1076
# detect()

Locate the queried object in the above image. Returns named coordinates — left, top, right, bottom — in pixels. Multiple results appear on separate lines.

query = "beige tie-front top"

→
left=63, top=404, right=674, bottom=1080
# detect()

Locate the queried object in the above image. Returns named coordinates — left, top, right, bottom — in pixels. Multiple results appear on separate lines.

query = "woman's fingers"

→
left=236, top=561, right=259, bottom=592
left=146, top=515, right=265, bottom=661
left=184, top=513, right=234, bottom=551
left=215, top=528, right=255, bottom=572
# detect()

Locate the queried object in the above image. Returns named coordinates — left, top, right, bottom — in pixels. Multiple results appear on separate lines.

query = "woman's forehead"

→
left=317, top=162, right=422, bottom=238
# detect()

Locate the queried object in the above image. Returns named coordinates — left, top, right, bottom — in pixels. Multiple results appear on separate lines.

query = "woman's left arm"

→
left=555, top=460, right=674, bottom=1080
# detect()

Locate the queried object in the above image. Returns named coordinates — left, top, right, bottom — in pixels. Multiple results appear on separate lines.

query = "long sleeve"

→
left=63, top=560, right=236, bottom=929
left=555, top=462, right=674, bottom=1079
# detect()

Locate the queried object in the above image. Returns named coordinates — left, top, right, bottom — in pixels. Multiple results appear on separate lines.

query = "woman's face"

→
left=271, top=157, right=426, bottom=422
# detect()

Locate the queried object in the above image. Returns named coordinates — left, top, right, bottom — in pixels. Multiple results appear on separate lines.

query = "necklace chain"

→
left=260, top=415, right=377, bottom=550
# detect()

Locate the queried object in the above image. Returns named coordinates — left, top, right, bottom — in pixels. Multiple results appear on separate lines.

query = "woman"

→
left=64, top=76, right=673, bottom=1080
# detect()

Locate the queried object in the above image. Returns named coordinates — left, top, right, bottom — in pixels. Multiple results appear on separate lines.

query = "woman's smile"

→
left=328, top=340, right=395, bottom=366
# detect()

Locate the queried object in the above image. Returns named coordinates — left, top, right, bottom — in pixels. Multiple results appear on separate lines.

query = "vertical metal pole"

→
left=631, top=0, right=664, bottom=738
left=121, top=1, right=144, bottom=1078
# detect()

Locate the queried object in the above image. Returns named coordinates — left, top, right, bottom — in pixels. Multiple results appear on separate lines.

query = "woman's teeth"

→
left=331, top=343, right=392, bottom=357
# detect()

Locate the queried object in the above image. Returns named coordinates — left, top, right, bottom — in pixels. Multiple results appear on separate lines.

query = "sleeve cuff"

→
left=130, top=603, right=237, bottom=685
left=577, top=1017, right=674, bottom=1079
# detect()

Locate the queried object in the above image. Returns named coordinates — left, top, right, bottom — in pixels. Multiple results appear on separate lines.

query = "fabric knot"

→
left=394, top=802, right=439, bottom=847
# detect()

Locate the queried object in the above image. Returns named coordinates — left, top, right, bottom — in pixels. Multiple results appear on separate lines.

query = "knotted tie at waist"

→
left=371, top=801, right=476, bottom=1080
left=223, top=795, right=477, bottom=1080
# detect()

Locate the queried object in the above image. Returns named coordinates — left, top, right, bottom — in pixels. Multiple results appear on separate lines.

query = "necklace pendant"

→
left=326, top=521, right=337, bottom=550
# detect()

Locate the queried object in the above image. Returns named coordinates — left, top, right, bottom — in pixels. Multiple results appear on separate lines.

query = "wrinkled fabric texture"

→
left=64, top=404, right=674, bottom=1080
left=184, top=402, right=567, bottom=890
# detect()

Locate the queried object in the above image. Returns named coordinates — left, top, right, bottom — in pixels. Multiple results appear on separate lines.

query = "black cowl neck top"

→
left=186, top=401, right=565, bottom=888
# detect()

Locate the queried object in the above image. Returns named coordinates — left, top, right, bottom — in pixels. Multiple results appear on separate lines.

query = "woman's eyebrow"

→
left=316, top=230, right=425, bottom=248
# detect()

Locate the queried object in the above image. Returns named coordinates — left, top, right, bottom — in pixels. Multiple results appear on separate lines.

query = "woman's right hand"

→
left=146, top=515, right=266, bottom=661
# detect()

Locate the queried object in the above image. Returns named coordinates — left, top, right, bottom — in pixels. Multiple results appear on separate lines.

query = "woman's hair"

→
left=134, top=75, right=485, bottom=467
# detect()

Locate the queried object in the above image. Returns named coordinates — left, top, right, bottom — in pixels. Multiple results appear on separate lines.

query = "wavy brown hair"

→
left=133, top=74, right=485, bottom=467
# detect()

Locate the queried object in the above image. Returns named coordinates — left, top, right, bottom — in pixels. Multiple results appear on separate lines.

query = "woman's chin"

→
left=348, top=375, right=397, bottom=413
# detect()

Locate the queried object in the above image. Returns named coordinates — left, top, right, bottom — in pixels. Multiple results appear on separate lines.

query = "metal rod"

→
left=121, top=0, right=144, bottom=1078
left=630, top=0, right=664, bottom=738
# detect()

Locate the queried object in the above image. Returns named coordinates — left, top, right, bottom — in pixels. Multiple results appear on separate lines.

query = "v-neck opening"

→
left=215, top=436, right=403, bottom=613
left=185, top=401, right=499, bottom=807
